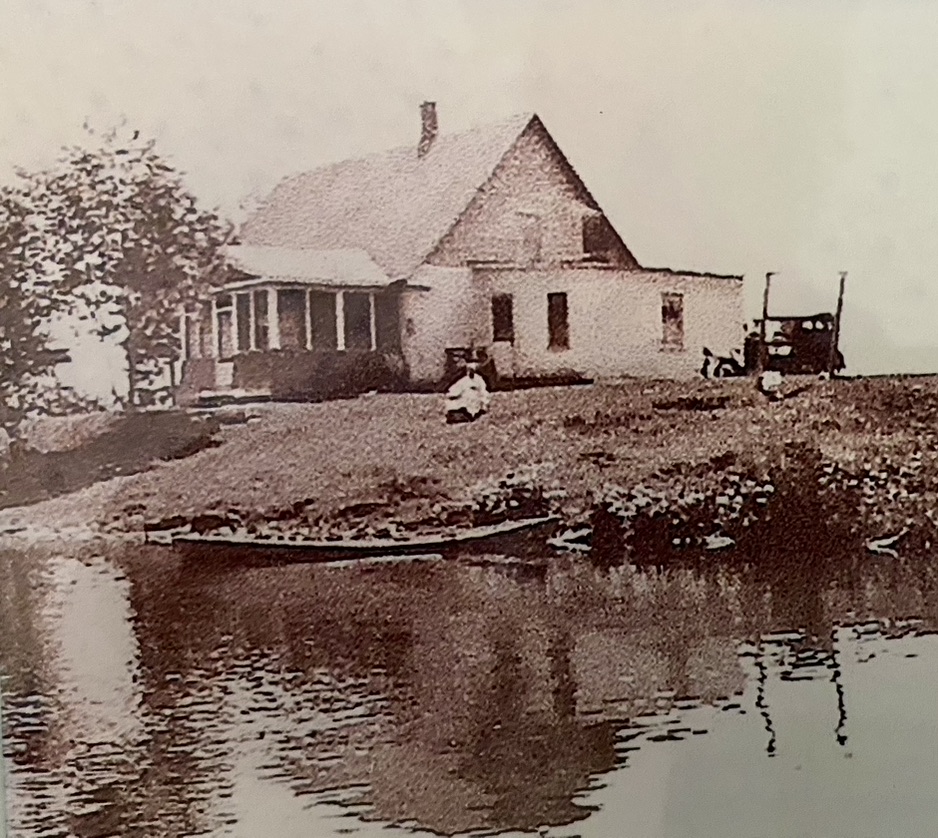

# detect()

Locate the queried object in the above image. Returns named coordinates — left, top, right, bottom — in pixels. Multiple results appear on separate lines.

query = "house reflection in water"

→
left=121, top=557, right=757, bottom=835
left=3, top=545, right=938, bottom=837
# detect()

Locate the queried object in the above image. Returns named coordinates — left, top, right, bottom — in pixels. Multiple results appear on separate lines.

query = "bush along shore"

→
left=586, top=441, right=935, bottom=565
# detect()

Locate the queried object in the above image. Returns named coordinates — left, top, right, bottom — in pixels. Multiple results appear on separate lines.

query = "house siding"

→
left=429, top=122, right=636, bottom=269
left=476, top=267, right=744, bottom=381
left=400, top=265, right=484, bottom=386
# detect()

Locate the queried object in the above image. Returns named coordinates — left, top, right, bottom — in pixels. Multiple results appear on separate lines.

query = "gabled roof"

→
left=239, top=113, right=539, bottom=279
left=223, top=245, right=392, bottom=290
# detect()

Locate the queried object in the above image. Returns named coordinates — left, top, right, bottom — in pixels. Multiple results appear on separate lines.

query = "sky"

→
left=3, top=0, right=938, bottom=394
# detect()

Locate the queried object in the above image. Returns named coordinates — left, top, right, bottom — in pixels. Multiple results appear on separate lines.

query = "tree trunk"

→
left=124, top=336, right=137, bottom=412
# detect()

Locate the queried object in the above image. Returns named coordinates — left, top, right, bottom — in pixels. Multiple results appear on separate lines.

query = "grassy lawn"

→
left=3, top=374, right=938, bottom=542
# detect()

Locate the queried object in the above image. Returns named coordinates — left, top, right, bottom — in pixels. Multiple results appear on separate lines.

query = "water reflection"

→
left=2, top=544, right=938, bottom=837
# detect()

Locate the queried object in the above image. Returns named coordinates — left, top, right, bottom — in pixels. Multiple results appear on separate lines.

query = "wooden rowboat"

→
left=165, top=516, right=559, bottom=565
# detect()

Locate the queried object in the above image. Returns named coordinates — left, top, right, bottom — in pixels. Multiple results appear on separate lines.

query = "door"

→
left=216, top=310, right=235, bottom=359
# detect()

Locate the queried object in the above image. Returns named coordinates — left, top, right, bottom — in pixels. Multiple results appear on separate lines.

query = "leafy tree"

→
left=33, top=126, right=232, bottom=408
left=0, top=185, right=67, bottom=432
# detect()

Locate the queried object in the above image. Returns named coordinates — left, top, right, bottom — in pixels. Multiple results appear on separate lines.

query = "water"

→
left=2, top=543, right=938, bottom=837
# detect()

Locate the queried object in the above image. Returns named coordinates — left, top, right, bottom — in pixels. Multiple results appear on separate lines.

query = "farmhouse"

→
left=178, top=104, right=743, bottom=403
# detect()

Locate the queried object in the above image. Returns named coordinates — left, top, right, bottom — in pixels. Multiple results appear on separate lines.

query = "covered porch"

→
left=178, top=247, right=407, bottom=403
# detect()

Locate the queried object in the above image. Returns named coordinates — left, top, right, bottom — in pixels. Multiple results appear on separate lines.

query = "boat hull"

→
left=169, top=516, right=559, bottom=566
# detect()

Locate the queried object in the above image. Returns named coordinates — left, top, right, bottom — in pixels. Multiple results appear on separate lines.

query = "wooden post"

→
left=249, top=291, right=257, bottom=351
left=231, top=293, right=240, bottom=354
left=829, top=271, right=847, bottom=377
left=336, top=291, right=346, bottom=351
left=267, top=288, right=281, bottom=349
left=210, top=297, right=219, bottom=358
left=757, top=272, right=775, bottom=374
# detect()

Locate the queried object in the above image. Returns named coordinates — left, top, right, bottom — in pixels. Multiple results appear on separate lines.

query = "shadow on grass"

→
left=0, top=410, right=222, bottom=511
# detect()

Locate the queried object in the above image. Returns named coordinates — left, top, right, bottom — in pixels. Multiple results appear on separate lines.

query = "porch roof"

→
left=222, top=245, right=393, bottom=290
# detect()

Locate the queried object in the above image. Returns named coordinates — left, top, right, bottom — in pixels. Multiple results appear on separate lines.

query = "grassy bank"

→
left=0, top=410, right=223, bottom=513
left=2, top=376, right=938, bottom=555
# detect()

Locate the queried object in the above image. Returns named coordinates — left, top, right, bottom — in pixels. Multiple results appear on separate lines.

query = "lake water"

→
left=2, top=543, right=938, bottom=837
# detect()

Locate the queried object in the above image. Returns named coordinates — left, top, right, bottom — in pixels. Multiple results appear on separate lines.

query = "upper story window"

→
left=518, top=212, right=543, bottom=264
left=582, top=214, right=616, bottom=262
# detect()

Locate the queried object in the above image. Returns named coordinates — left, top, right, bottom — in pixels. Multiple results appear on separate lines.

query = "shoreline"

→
left=2, top=376, right=937, bottom=561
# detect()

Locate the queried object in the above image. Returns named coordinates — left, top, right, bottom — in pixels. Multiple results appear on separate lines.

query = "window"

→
left=198, top=301, right=213, bottom=357
left=582, top=214, right=616, bottom=261
left=520, top=213, right=543, bottom=264
left=547, top=292, right=569, bottom=350
left=253, top=290, right=269, bottom=350
left=309, top=291, right=338, bottom=350
left=491, top=293, right=514, bottom=343
left=278, top=289, right=308, bottom=350
left=182, top=311, right=200, bottom=359
left=344, top=292, right=372, bottom=351
left=374, top=292, right=401, bottom=352
left=214, top=294, right=235, bottom=358
left=216, top=311, right=235, bottom=358
left=661, top=292, right=684, bottom=350
left=236, top=293, right=251, bottom=352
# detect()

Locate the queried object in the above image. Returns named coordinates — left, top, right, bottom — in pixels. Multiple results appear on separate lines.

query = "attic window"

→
left=582, top=214, right=615, bottom=261
left=519, top=213, right=543, bottom=264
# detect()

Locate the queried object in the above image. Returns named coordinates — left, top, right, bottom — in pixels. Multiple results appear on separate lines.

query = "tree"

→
left=33, top=125, right=232, bottom=408
left=0, top=185, right=68, bottom=432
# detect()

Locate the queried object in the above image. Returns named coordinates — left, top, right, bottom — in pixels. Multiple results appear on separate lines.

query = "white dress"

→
left=445, top=374, right=491, bottom=417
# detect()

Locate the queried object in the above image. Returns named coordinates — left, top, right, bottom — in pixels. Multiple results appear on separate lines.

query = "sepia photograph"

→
left=2, top=1, right=938, bottom=836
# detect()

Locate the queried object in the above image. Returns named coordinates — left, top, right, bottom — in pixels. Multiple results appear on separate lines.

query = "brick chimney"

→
left=418, top=101, right=438, bottom=158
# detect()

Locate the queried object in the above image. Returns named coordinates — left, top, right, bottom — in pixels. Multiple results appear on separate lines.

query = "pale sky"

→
left=3, top=0, right=938, bottom=389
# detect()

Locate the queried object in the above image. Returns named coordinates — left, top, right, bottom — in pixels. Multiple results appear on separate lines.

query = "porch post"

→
left=249, top=291, right=257, bottom=351
left=336, top=291, right=346, bottom=351
left=368, top=292, right=377, bottom=351
left=267, top=288, right=281, bottom=349
left=231, top=293, right=240, bottom=354
left=179, top=307, right=188, bottom=362
left=305, top=288, right=313, bottom=350
left=210, top=297, right=219, bottom=358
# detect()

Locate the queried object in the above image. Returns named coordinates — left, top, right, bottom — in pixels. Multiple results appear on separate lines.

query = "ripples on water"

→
left=2, top=543, right=938, bottom=837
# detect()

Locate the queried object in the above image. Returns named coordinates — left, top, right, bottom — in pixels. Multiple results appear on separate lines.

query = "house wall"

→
left=400, top=265, right=484, bottom=385
left=429, top=121, right=636, bottom=269
left=474, top=267, right=744, bottom=381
